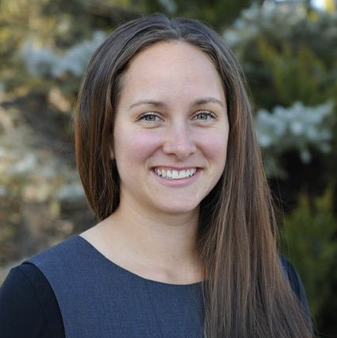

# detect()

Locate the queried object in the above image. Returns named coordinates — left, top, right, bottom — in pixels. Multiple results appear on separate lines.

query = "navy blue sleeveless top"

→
left=28, top=236, right=204, bottom=338
left=17, top=235, right=312, bottom=338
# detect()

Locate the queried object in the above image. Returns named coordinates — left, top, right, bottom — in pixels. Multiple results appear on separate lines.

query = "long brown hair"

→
left=75, top=13, right=313, bottom=338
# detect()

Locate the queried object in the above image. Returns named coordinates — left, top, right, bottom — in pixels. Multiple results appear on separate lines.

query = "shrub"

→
left=281, top=188, right=337, bottom=329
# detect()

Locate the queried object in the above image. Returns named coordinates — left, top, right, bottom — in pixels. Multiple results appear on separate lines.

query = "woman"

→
left=0, top=14, right=313, bottom=338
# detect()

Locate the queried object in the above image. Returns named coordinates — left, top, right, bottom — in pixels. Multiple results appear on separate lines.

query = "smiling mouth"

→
left=153, top=168, right=197, bottom=180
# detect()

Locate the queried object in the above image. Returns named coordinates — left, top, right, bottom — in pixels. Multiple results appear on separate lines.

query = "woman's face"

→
left=112, top=41, right=229, bottom=217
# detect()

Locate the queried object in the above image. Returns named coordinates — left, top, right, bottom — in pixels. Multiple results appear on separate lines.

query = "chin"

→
left=153, top=200, right=200, bottom=216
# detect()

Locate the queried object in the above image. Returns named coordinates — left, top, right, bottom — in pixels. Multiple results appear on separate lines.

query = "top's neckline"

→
left=74, top=235, right=204, bottom=288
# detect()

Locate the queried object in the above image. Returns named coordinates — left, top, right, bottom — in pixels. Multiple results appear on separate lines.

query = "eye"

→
left=193, top=110, right=216, bottom=121
left=137, top=113, right=162, bottom=123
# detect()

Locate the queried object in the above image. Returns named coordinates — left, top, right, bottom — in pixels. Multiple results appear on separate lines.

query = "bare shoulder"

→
left=80, top=216, right=113, bottom=245
left=79, top=216, right=126, bottom=265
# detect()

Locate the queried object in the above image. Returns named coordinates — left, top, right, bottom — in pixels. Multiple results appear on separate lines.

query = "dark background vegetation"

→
left=0, top=0, right=336, bottom=336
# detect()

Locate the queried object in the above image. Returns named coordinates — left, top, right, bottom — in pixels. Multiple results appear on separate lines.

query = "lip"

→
left=150, top=167, right=202, bottom=187
left=151, top=166, right=200, bottom=170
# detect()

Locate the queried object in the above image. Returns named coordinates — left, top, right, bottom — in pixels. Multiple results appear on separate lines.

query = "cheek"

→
left=198, top=131, right=229, bottom=165
left=113, top=128, right=162, bottom=166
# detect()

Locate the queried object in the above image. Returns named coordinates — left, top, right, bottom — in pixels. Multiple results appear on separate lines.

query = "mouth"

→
left=152, top=167, right=198, bottom=180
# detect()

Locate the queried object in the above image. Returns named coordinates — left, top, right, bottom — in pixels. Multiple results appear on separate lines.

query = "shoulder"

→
left=280, top=255, right=305, bottom=298
left=279, top=255, right=311, bottom=317
left=0, top=262, right=65, bottom=338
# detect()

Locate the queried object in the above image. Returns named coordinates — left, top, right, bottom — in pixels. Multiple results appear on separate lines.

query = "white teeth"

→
left=179, top=170, right=186, bottom=178
left=154, top=168, right=197, bottom=180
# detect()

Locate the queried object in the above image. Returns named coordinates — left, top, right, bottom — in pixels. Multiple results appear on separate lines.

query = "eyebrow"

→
left=130, top=100, right=167, bottom=109
left=194, top=97, right=224, bottom=108
left=129, top=97, right=225, bottom=110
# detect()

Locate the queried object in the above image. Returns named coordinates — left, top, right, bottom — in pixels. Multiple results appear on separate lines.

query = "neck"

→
left=98, top=201, right=203, bottom=284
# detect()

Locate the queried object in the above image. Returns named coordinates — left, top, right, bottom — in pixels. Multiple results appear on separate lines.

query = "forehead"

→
left=125, top=41, right=218, bottom=77
left=119, top=41, right=225, bottom=102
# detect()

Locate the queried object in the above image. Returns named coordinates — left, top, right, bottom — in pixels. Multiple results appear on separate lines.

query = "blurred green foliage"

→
left=224, top=5, right=337, bottom=110
left=255, top=40, right=336, bottom=108
left=281, top=188, right=337, bottom=335
left=139, top=0, right=263, bottom=30
left=282, top=188, right=337, bottom=316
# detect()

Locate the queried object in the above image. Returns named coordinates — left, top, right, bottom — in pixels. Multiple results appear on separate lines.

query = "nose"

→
left=162, top=123, right=197, bottom=160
